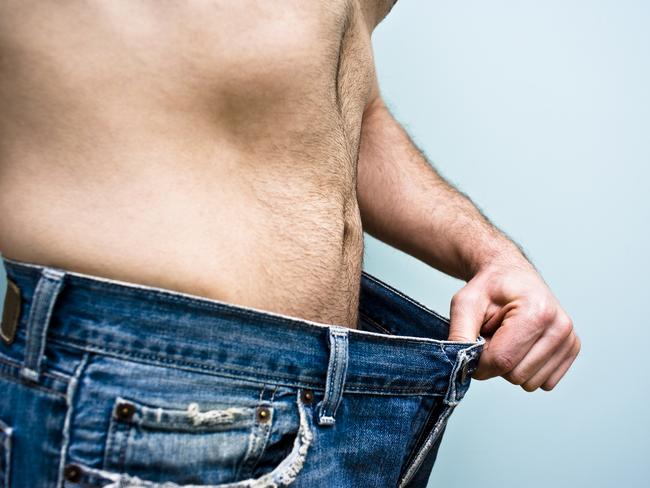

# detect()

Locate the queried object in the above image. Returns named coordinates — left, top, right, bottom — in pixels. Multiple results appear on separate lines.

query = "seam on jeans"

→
left=103, top=405, right=120, bottom=471
left=236, top=401, right=274, bottom=480
left=46, top=338, right=444, bottom=395
left=4, top=259, right=477, bottom=348
left=48, top=337, right=321, bottom=385
left=34, top=274, right=338, bottom=330
left=104, top=398, right=138, bottom=471
left=0, top=418, right=13, bottom=488
left=343, top=388, right=443, bottom=396
left=445, top=350, right=470, bottom=407
left=357, top=311, right=393, bottom=335
left=438, top=344, right=454, bottom=366
left=269, top=385, right=278, bottom=402
left=58, top=340, right=440, bottom=394
left=397, top=405, right=455, bottom=488
left=116, top=416, right=130, bottom=469
left=0, top=358, right=67, bottom=398
left=56, top=352, right=89, bottom=488
left=52, top=322, right=473, bottom=349
left=400, top=396, right=439, bottom=481
left=40, top=260, right=356, bottom=338
left=0, top=352, right=70, bottom=382
left=324, top=334, right=339, bottom=412
left=0, top=368, right=65, bottom=398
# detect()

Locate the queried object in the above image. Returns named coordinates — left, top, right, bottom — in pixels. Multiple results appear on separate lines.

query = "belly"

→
left=0, top=1, right=377, bottom=328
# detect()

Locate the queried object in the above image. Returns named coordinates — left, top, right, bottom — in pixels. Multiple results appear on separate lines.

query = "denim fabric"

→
left=0, top=256, right=484, bottom=487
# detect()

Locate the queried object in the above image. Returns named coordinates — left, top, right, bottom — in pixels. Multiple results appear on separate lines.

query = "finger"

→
left=479, top=301, right=512, bottom=337
left=447, top=286, right=488, bottom=342
left=473, top=309, right=546, bottom=380
left=540, top=335, right=581, bottom=391
left=518, top=331, right=577, bottom=391
left=503, top=314, right=574, bottom=387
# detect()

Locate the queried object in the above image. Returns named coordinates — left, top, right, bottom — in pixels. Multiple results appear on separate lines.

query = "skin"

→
left=0, top=0, right=579, bottom=392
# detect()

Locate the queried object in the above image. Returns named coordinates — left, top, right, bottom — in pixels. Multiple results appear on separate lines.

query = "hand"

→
left=447, top=255, right=580, bottom=391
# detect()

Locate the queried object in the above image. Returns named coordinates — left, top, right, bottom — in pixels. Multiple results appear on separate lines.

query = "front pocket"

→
left=104, top=395, right=274, bottom=485
left=88, top=388, right=315, bottom=488
left=0, top=419, right=12, bottom=488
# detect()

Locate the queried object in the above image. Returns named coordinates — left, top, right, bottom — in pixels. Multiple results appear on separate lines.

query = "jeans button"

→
left=63, top=464, right=82, bottom=483
left=301, top=388, right=314, bottom=404
left=115, top=401, right=136, bottom=421
left=256, top=406, right=271, bottom=423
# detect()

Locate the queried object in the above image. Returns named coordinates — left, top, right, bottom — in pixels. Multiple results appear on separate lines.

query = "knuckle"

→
left=531, top=300, right=557, bottom=324
left=491, top=352, right=517, bottom=373
left=451, top=289, right=476, bottom=308
left=506, top=370, right=527, bottom=385
left=563, top=334, right=580, bottom=361
left=450, top=294, right=461, bottom=311
left=521, top=381, right=539, bottom=393
left=541, top=381, right=556, bottom=391
left=573, top=335, right=582, bottom=355
left=472, top=370, right=489, bottom=381
left=553, top=317, right=574, bottom=342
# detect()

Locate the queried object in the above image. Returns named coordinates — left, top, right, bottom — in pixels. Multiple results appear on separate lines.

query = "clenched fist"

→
left=447, top=255, right=580, bottom=391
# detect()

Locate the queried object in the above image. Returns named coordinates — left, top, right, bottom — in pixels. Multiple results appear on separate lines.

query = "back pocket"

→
left=0, top=419, right=12, bottom=488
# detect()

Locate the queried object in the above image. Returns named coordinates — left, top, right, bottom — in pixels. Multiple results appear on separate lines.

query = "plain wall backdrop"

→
left=0, top=1, right=648, bottom=487
left=365, top=1, right=649, bottom=487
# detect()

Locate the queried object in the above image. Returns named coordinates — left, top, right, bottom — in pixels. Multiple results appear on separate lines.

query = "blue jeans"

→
left=0, top=256, right=484, bottom=487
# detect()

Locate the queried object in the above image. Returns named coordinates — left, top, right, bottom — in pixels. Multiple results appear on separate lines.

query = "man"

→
left=0, top=1, right=579, bottom=487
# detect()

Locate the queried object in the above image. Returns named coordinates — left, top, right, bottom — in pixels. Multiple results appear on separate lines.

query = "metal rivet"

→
left=256, top=406, right=271, bottom=422
left=63, top=464, right=82, bottom=483
left=115, top=402, right=136, bottom=421
left=301, top=389, right=314, bottom=404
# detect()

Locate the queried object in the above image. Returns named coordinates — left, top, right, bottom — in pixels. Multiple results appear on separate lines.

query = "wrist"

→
left=462, top=239, right=532, bottom=281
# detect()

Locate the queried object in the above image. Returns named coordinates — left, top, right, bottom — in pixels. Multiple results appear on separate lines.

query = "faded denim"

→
left=0, top=256, right=484, bottom=487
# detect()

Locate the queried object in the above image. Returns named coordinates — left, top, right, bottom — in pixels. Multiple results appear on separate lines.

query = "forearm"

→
left=357, top=96, right=579, bottom=391
left=357, top=97, right=528, bottom=281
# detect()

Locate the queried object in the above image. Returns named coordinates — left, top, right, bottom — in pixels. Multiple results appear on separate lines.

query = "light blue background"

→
left=1, top=1, right=648, bottom=487
left=365, top=1, right=649, bottom=487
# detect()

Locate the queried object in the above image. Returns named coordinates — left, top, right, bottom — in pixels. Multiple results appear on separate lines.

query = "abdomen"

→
left=0, top=0, right=373, bottom=328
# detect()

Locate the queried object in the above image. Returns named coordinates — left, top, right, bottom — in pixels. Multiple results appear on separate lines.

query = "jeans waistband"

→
left=1, top=256, right=484, bottom=400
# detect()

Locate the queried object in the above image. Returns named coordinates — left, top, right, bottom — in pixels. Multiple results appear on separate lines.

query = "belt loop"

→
left=317, top=325, right=349, bottom=426
left=20, top=267, right=66, bottom=383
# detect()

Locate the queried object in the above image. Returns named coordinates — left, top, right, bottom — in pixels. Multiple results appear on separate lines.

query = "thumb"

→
left=447, top=287, right=486, bottom=342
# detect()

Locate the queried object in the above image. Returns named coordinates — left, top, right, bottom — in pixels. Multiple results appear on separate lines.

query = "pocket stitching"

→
left=235, top=407, right=274, bottom=480
left=86, top=389, right=315, bottom=487
left=103, top=396, right=274, bottom=483
left=0, top=418, right=12, bottom=488
left=103, top=409, right=130, bottom=472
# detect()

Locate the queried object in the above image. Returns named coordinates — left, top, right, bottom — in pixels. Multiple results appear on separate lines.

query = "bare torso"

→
left=0, top=1, right=396, bottom=328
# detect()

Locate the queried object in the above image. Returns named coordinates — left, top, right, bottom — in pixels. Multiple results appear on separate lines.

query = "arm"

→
left=357, top=91, right=581, bottom=391
left=357, top=94, right=522, bottom=282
